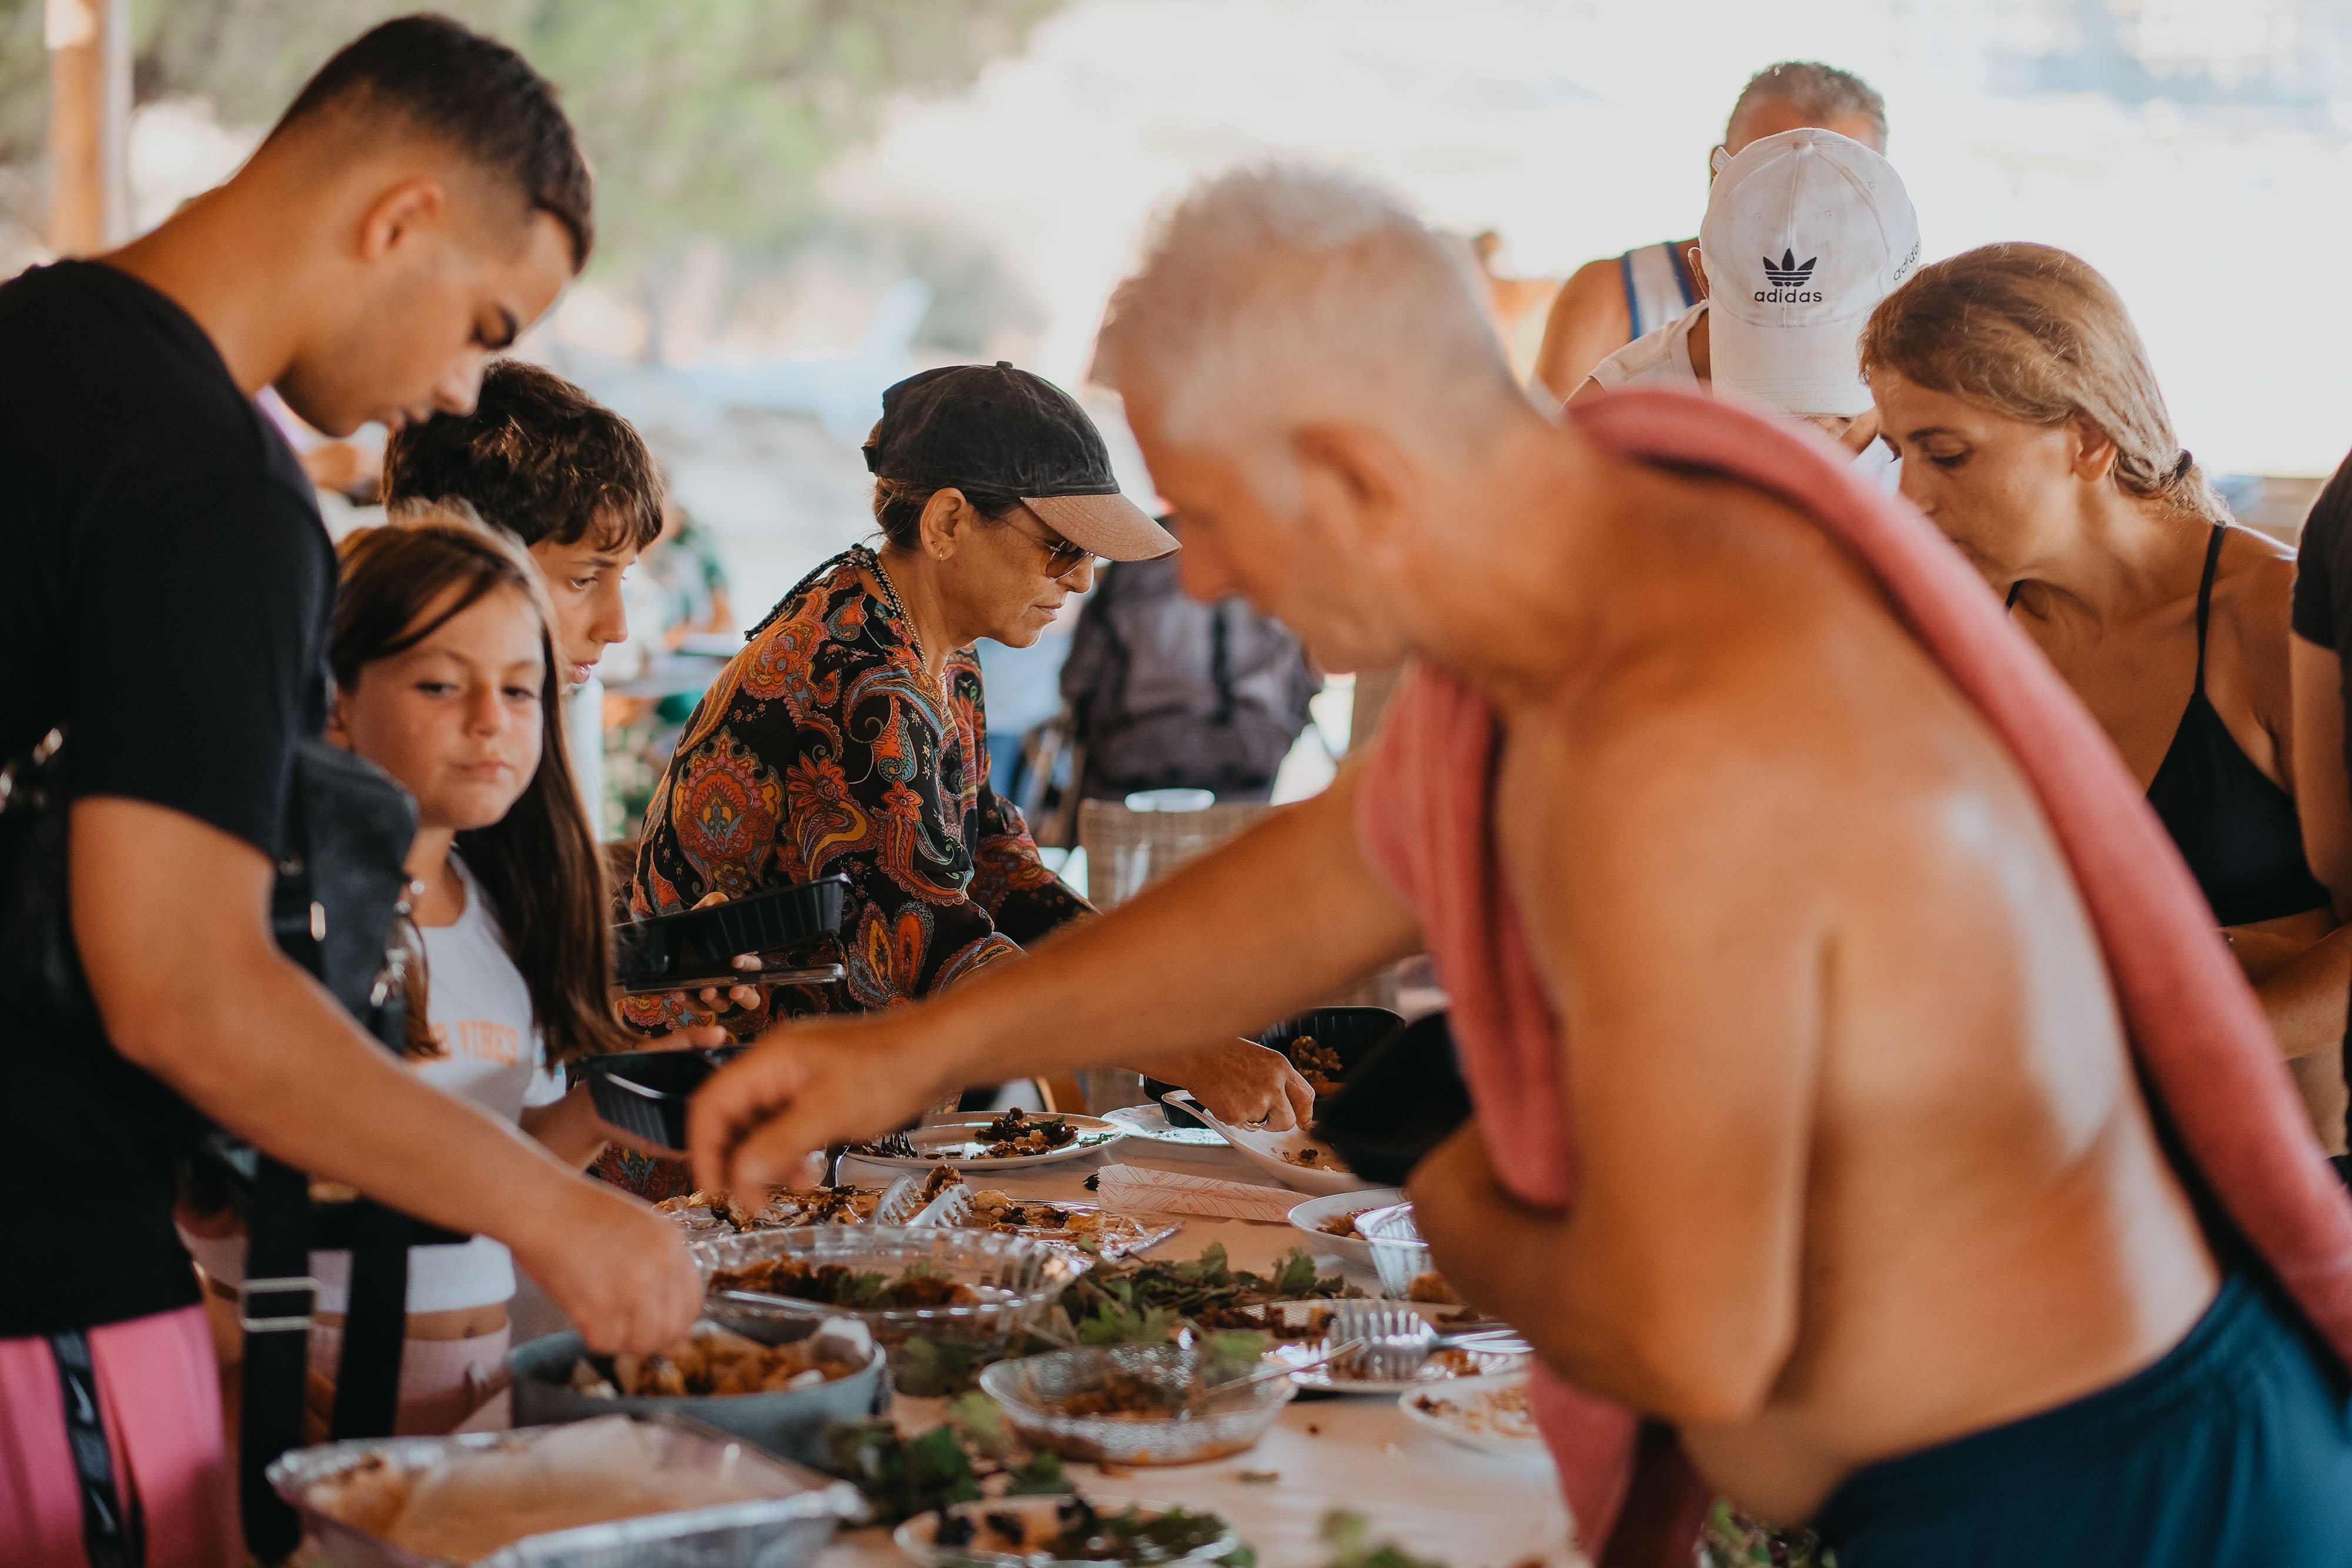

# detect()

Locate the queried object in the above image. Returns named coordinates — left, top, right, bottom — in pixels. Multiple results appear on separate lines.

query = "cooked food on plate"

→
left=1408, top=1381, right=1538, bottom=1442
left=847, top=1111, right=1112, bottom=1162
left=711, top=1255, right=985, bottom=1310
left=933, top=1495, right=1231, bottom=1565
left=564, top=1321, right=869, bottom=1398
left=654, top=1186, right=881, bottom=1233
left=1279, top=1144, right=1348, bottom=1171
left=1290, top=1035, right=1348, bottom=1096
left=1315, top=1208, right=1375, bottom=1239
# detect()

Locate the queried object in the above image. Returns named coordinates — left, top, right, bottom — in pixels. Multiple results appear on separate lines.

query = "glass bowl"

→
left=695, top=1226, right=1083, bottom=1393
left=978, top=1345, right=1296, bottom=1466
left=1354, top=1202, right=1456, bottom=1302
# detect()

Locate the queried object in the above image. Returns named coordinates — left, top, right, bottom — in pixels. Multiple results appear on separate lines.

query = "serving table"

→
left=813, top=1123, right=1584, bottom=1568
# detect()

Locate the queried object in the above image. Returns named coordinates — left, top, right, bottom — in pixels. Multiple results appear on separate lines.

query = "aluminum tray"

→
left=269, top=1412, right=866, bottom=1568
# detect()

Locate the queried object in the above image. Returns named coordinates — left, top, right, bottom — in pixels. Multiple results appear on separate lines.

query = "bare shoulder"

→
left=2209, top=522, right=2297, bottom=730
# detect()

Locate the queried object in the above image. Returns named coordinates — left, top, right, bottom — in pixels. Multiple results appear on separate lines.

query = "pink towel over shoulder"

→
left=1354, top=387, right=2352, bottom=1567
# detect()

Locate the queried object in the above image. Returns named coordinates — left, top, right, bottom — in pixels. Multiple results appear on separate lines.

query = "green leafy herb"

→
left=826, top=1419, right=980, bottom=1526
left=1318, top=1512, right=1449, bottom=1568
left=1004, top=1450, right=1069, bottom=1496
left=898, top=1335, right=983, bottom=1397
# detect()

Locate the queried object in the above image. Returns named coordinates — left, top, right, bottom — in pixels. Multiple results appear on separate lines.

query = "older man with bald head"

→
left=693, top=168, right=2352, bottom=1568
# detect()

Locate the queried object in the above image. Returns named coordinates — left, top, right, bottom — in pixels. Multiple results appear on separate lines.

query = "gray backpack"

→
left=1058, top=553, right=1318, bottom=805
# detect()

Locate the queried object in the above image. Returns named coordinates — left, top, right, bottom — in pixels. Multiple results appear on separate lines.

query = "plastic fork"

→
left=908, top=1180, right=974, bottom=1228
left=1334, top=1299, right=1532, bottom=1382
left=874, top=1174, right=924, bottom=1226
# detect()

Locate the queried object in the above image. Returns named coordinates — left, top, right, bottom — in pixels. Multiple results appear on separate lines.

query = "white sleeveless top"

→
left=1586, top=302, right=1900, bottom=493
left=183, top=855, right=567, bottom=1314
left=1618, top=241, right=1699, bottom=341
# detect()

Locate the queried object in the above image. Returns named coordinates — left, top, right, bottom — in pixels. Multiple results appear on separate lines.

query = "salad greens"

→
left=1036, top=1243, right=1355, bottom=1348
left=1317, top=1512, right=1448, bottom=1568
left=826, top=1400, right=1069, bottom=1526
left=1698, top=1500, right=1835, bottom=1568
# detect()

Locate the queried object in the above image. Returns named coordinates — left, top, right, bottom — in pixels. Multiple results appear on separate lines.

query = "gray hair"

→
left=1726, top=61, right=1887, bottom=152
left=1090, top=165, right=1522, bottom=496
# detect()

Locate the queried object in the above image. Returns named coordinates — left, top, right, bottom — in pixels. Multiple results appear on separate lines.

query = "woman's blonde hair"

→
left=1857, top=242, right=2227, bottom=526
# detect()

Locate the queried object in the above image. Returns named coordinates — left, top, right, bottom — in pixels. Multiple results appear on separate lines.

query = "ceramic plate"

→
left=1159, top=1091, right=1369, bottom=1196
left=836, top=1114, right=1127, bottom=1171
left=1397, top=1373, right=1545, bottom=1457
left=1285, top=1189, right=1406, bottom=1267
left=1103, top=1103, right=1228, bottom=1146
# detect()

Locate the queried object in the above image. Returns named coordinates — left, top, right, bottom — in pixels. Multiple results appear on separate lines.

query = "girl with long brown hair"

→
left=181, top=503, right=717, bottom=1434
left=1863, top=242, right=2349, bottom=1150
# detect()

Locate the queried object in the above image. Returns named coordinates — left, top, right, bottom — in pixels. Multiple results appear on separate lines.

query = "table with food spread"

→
left=807, top=1112, right=1582, bottom=1568
left=280, top=1019, right=1588, bottom=1568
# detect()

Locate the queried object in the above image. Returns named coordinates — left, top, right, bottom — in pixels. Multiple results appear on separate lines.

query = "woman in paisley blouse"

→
left=607, top=365, right=1312, bottom=1194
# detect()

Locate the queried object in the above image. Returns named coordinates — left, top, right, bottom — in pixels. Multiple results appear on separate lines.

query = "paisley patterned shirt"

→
left=623, top=549, right=1090, bottom=1037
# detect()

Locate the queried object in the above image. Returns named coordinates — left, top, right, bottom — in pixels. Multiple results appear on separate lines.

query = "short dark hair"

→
left=382, top=360, right=664, bottom=553
left=269, top=14, right=594, bottom=269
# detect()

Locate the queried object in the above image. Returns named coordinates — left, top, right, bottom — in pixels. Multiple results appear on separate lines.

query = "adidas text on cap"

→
left=864, top=362, right=1177, bottom=562
left=1698, top=127, right=1920, bottom=419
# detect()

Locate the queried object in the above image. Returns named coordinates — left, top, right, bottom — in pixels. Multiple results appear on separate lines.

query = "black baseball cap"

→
left=864, top=362, right=1177, bottom=561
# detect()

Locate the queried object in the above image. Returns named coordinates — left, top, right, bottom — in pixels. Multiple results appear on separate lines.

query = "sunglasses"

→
left=1003, top=509, right=1095, bottom=577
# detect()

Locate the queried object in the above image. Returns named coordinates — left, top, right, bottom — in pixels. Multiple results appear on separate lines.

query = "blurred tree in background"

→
left=0, top=0, right=1061, bottom=271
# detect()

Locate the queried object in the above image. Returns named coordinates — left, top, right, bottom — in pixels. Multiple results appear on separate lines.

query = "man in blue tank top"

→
left=1529, top=61, right=1887, bottom=402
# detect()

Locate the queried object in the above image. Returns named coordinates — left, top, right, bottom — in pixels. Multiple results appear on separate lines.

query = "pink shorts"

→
left=0, top=1305, right=239, bottom=1568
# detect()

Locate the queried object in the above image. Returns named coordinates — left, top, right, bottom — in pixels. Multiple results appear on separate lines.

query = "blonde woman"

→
left=1863, top=243, right=2347, bottom=1148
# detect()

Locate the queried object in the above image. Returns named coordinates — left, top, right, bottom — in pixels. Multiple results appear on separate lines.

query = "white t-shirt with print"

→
left=1583, top=300, right=1900, bottom=494
left=183, top=854, right=565, bottom=1313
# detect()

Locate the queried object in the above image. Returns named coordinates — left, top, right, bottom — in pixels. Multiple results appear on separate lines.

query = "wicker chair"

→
left=1076, top=799, right=1397, bottom=1008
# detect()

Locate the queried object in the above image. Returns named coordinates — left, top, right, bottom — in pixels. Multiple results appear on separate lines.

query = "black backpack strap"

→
left=238, top=1155, right=319, bottom=1564
left=328, top=1201, right=414, bottom=1439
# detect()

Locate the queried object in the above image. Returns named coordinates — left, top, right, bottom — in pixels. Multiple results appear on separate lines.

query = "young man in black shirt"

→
left=2290, top=453, right=2352, bottom=1161
left=0, top=18, right=698, bottom=1562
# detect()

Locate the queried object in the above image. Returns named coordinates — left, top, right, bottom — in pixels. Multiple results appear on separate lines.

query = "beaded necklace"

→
left=853, top=543, right=927, bottom=668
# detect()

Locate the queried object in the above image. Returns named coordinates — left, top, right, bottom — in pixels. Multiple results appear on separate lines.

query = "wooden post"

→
left=45, top=0, right=130, bottom=255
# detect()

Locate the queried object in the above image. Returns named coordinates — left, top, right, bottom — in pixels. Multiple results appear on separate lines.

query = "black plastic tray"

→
left=583, top=1046, right=746, bottom=1152
left=1311, top=1010, right=1469, bottom=1185
left=612, top=875, right=850, bottom=986
left=1146, top=1005, right=1404, bottom=1129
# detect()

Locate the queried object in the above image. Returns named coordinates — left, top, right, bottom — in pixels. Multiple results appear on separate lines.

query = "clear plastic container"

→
left=696, top=1226, right=1083, bottom=1392
left=978, top=1345, right=1297, bottom=1466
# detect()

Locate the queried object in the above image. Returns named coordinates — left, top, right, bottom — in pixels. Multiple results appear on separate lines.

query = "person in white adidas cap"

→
left=1566, top=125, right=1920, bottom=486
left=1530, top=61, right=1889, bottom=400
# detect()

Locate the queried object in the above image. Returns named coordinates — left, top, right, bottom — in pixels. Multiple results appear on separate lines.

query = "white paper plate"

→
left=1159, top=1091, right=1369, bottom=1196
left=1103, top=1103, right=1228, bottom=1146
left=1397, top=1373, right=1546, bottom=1457
left=1285, top=1189, right=1406, bottom=1267
left=834, top=1114, right=1127, bottom=1172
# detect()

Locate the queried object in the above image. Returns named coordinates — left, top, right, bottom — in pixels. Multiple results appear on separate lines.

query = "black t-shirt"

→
left=2293, top=453, right=2352, bottom=751
left=0, top=261, right=333, bottom=1333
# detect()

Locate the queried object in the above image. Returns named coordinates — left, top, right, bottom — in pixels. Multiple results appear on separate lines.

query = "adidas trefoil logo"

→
left=1756, top=246, right=1823, bottom=304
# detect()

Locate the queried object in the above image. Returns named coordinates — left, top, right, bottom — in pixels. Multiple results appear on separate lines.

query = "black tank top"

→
left=2012, top=525, right=2328, bottom=927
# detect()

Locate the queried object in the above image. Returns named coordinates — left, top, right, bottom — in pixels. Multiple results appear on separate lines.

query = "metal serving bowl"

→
left=694, top=1226, right=1083, bottom=1393
left=978, top=1345, right=1296, bottom=1467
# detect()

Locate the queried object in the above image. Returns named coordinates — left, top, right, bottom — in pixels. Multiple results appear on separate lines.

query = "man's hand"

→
left=689, top=1017, right=957, bottom=1193
left=508, top=1181, right=703, bottom=1354
left=1153, top=1041, right=1315, bottom=1130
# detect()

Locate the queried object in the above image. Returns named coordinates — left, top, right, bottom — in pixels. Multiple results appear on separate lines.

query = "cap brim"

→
left=1024, top=492, right=1178, bottom=561
left=1708, top=312, right=1874, bottom=419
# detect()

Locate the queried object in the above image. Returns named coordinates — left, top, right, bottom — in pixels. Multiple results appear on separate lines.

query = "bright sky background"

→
left=819, top=0, right=2352, bottom=477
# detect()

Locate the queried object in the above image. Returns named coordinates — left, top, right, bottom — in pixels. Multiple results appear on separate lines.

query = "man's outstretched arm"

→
left=74, top=798, right=702, bottom=1353
left=689, top=766, right=1424, bottom=1192
left=1412, top=710, right=1820, bottom=1426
